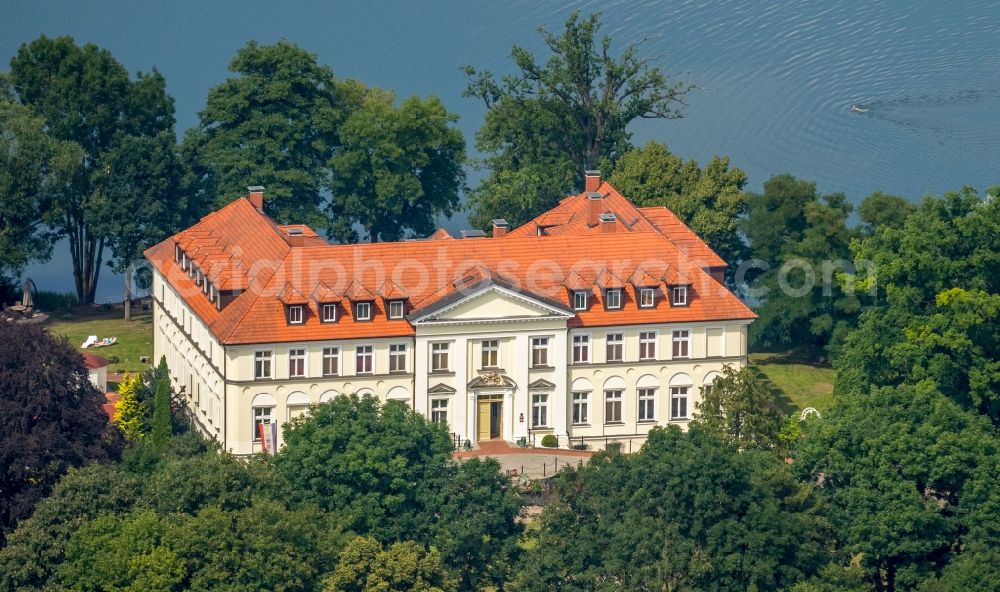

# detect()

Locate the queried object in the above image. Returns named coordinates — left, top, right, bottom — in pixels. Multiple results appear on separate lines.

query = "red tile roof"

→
left=82, top=353, right=111, bottom=369
left=146, top=185, right=754, bottom=345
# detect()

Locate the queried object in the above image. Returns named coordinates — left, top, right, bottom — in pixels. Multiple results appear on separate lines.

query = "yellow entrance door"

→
left=478, top=400, right=491, bottom=441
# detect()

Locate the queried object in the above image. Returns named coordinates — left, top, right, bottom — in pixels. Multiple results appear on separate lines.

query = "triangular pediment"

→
left=428, top=383, right=456, bottom=395
left=411, top=283, right=572, bottom=323
left=528, top=378, right=556, bottom=390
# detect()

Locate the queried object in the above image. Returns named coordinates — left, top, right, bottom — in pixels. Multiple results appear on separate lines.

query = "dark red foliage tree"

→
left=0, top=321, right=117, bottom=541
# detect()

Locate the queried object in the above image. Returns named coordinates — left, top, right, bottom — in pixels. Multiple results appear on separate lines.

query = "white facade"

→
left=154, top=271, right=748, bottom=455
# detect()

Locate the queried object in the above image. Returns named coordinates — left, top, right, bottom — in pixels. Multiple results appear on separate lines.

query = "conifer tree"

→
left=113, top=374, right=145, bottom=442
left=149, top=378, right=171, bottom=451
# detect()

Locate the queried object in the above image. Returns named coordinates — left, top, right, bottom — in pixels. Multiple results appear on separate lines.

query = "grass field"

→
left=45, top=307, right=154, bottom=374
left=749, top=352, right=836, bottom=415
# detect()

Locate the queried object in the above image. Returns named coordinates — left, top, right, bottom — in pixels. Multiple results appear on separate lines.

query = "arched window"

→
left=286, top=391, right=310, bottom=421
left=636, top=374, right=659, bottom=422
left=319, top=389, right=339, bottom=403
left=251, top=393, right=276, bottom=442
left=603, top=376, right=626, bottom=424
left=668, top=373, right=693, bottom=420
left=571, top=378, right=593, bottom=425
left=386, top=386, right=410, bottom=402
left=356, top=387, right=375, bottom=398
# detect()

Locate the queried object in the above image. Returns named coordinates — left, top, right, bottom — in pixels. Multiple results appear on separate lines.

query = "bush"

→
left=540, top=434, right=558, bottom=448
left=33, top=290, right=76, bottom=311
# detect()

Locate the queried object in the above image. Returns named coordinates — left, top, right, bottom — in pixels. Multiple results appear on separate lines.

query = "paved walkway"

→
left=453, top=440, right=594, bottom=479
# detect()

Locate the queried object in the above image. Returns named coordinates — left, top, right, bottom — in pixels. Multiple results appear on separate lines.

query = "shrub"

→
left=540, top=434, right=558, bottom=448
left=33, top=290, right=76, bottom=311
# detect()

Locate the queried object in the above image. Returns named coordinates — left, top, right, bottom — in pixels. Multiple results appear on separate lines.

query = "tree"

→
left=148, top=376, right=172, bottom=451
left=857, top=191, right=915, bottom=235
left=516, top=426, right=828, bottom=591
left=276, top=395, right=522, bottom=591
left=793, top=384, right=1000, bottom=592
left=8, top=36, right=176, bottom=304
left=693, top=365, right=784, bottom=450
left=325, top=537, right=457, bottom=592
left=186, top=40, right=363, bottom=225
left=0, top=83, right=81, bottom=282
left=0, top=464, right=142, bottom=592
left=326, top=91, right=466, bottom=242
left=90, top=131, right=192, bottom=320
left=114, top=373, right=147, bottom=442
left=835, top=188, right=1000, bottom=420
left=743, top=175, right=859, bottom=356
left=609, top=141, right=749, bottom=282
left=464, top=11, right=692, bottom=228
left=0, top=322, right=116, bottom=540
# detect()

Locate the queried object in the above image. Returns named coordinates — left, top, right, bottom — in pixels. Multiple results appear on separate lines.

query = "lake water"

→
left=4, top=0, right=999, bottom=301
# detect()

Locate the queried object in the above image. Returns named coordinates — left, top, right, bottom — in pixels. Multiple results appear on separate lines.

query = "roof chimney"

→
left=492, top=218, right=509, bottom=238
left=584, top=169, right=601, bottom=193
left=587, top=191, right=603, bottom=227
left=599, top=212, right=617, bottom=233
left=247, top=185, right=265, bottom=210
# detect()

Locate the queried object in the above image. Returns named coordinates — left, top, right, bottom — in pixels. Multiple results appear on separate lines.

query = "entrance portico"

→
left=469, top=371, right=516, bottom=441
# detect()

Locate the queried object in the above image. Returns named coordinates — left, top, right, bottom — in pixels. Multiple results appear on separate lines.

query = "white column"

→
left=453, top=336, right=470, bottom=440
left=552, top=328, right=569, bottom=441
left=414, top=335, right=429, bottom=415
left=513, top=333, right=530, bottom=441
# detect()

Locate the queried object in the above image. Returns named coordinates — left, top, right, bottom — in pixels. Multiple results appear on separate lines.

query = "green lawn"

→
left=45, top=308, right=154, bottom=374
left=749, top=352, right=836, bottom=416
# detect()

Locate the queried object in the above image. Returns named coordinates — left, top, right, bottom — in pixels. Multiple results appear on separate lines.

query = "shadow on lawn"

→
left=748, top=365, right=797, bottom=415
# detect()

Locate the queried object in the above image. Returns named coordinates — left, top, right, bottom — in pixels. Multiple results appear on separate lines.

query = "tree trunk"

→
left=68, top=213, right=104, bottom=306
left=123, top=264, right=132, bottom=321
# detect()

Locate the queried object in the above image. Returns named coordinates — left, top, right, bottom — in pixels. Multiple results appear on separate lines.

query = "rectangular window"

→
left=254, top=350, right=273, bottom=380
left=605, top=333, right=623, bottom=362
left=431, top=342, right=450, bottom=372
left=531, top=337, right=549, bottom=367
left=174, top=244, right=181, bottom=262
left=481, top=339, right=499, bottom=369
left=355, top=301, right=372, bottom=321
left=639, top=287, right=655, bottom=308
left=208, top=283, right=216, bottom=303
left=572, top=334, right=590, bottom=363
left=671, top=386, right=689, bottom=419
left=638, top=388, right=657, bottom=421
left=639, top=331, right=657, bottom=360
left=288, top=305, right=304, bottom=325
left=531, top=393, right=549, bottom=428
left=322, top=347, right=340, bottom=376
left=605, top=288, right=622, bottom=309
left=388, top=300, right=404, bottom=319
left=672, top=330, right=690, bottom=359
left=389, top=343, right=407, bottom=373
left=672, top=285, right=688, bottom=306
left=356, top=345, right=373, bottom=374
left=573, top=290, right=588, bottom=311
left=572, top=391, right=589, bottom=425
left=288, top=348, right=306, bottom=378
left=321, top=303, right=337, bottom=323
left=252, top=406, right=272, bottom=442
left=431, top=399, right=448, bottom=424
left=605, top=390, right=623, bottom=423
left=194, top=268, right=203, bottom=287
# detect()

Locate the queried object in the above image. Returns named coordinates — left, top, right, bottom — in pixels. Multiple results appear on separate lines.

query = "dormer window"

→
left=208, top=283, right=216, bottom=303
left=287, top=305, right=304, bottom=325
left=174, top=244, right=181, bottom=263
left=605, top=288, right=622, bottom=310
left=195, top=268, right=204, bottom=287
left=671, top=285, right=689, bottom=306
left=355, top=301, right=372, bottom=321
left=181, top=252, right=189, bottom=272
left=639, top=287, right=655, bottom=308
left=320, top=303, right=337, bottom=323
left=573, top=290, right=588, bottom=311
left=388, top=300, right=404, bottom=320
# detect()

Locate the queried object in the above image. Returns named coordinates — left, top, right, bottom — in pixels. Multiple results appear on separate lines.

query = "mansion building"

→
left=146, top=172, right=755, bottom=455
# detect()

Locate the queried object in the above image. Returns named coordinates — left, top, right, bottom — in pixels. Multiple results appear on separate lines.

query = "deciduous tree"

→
left=327, top=91, right=466, bottom=242
left=0, top=322, right=116, bottom=540
left=8, top=36, right=176, bottom=304
left=0, top=84, right=81, bottom=283
left=186, top=40, right=363, bottom=225
left=325, top=537, right=457, bottom=592
left=693, top=365, right=784, bottom=450
left=609, top=141, right=749, bottom=283
left=464, top=12, right=691, bottom=228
